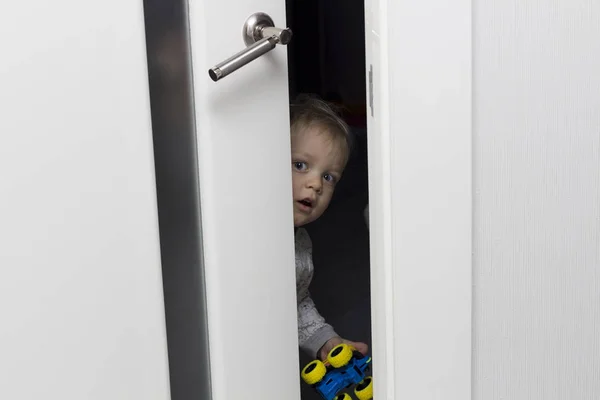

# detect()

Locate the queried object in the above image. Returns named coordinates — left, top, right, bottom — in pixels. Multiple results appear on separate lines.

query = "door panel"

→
left=188, top=1, right=299, bottom=399
left=0, top=1, right=170, bottom=399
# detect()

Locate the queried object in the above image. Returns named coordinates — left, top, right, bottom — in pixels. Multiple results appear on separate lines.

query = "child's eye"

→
left=293, top=161, right=308, bottom=171
left=323, top=174, right=337, bottom=184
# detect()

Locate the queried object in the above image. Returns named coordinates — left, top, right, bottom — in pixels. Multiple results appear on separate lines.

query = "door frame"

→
left=365, top=0, right=472, bottom=398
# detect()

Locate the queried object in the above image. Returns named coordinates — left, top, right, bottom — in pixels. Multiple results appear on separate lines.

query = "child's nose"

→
left=307, top=175, right=322, bottom=193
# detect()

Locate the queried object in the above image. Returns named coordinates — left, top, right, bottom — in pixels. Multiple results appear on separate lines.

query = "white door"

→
left=0, top=1, right=171, bottom=399
left=187, top=1, right=301, bottom=399
left=189, top=1, right=474, bottom=397
left=189, top=0, right=472, bottom=398
left=1, top=0, right=473, bottom=398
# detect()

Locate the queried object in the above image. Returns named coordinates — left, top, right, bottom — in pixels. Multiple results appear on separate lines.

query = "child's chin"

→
left=294, top=214, right=311, bottom=227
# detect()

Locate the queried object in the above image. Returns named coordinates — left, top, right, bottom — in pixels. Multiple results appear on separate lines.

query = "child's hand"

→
left=318, top=336, right=369, bottom=361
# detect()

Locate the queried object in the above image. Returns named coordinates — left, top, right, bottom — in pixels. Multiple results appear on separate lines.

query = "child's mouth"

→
left=298, top=199, right=313, bottom=210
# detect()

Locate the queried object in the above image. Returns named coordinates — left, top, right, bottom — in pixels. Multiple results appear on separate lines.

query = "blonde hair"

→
left=290, top=94, right=353, bottom=162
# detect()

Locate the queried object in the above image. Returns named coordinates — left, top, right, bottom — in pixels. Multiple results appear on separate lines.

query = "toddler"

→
left=290, top=95, right=369, bottom=360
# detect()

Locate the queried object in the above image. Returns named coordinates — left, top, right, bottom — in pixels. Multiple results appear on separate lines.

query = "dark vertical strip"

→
left=142, top=1, right=212, bottom=399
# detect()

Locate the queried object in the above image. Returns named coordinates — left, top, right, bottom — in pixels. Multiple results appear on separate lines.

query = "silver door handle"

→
left=208, top=12, right=292, bottom=82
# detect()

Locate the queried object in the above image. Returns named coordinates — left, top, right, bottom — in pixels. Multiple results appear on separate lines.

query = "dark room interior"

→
left=286, top=0, right=372, bottom=398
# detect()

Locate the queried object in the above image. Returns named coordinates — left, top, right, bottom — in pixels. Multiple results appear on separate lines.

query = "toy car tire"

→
left=301, top=360, right=327, bottom=385
left=327, top=343, right=353, bottom=368
left=334, top=394, right=352, bottom=400
left=354, top=376, right=374, bottom=400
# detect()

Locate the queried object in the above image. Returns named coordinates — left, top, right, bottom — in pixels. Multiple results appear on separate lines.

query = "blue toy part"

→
left=314, top=354, right=372, bottom=400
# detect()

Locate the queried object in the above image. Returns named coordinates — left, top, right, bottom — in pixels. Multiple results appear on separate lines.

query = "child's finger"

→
left=344, top=340, right=369, bottom=355
left=356, top=342, right=369, bottom=354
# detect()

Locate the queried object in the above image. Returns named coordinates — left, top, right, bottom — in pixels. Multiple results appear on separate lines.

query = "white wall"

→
left=0, top=1, right=171, bottom=399
left=473, top=0, right=600, bottom=398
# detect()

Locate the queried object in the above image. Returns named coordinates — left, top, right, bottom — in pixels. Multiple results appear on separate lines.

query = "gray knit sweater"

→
left=295, top=228, right=338, bottom=358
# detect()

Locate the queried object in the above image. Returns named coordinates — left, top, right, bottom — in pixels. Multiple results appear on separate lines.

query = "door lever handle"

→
left=208, top=12, right=292, bottom=82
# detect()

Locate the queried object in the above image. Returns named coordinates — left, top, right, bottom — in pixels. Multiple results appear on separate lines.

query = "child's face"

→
left=291, top=125, right=347, bottom=227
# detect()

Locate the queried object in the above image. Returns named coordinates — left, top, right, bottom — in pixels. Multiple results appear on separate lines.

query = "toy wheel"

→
left=327, top=343, right=353, bottom=368
left=354, top=376, right=373, bottom=400
left=334, top=394, right=352, bottom=400
left=301, top=360, right=327, bottom=385
left=353, top=350, right=365, bottom=359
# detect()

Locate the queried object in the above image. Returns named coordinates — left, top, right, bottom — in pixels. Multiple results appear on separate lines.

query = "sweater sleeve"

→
left=294, top=228, right=338, bottom=358
left=297, top=288, right=338, bottom=358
